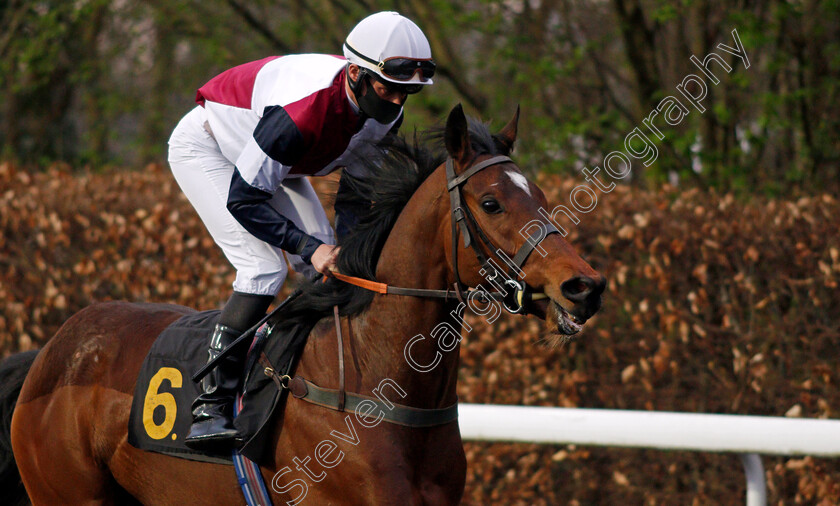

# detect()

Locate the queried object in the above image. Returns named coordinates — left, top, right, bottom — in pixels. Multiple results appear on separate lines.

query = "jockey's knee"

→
left=233, top=265, right=287, bottom=297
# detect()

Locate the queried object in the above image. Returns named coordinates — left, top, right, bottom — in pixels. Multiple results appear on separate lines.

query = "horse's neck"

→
left=352, top=168, right=459, bottom=409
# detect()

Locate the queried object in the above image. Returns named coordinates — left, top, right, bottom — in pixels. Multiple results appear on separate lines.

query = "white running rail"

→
left=458, top=404, right=840, bottom=506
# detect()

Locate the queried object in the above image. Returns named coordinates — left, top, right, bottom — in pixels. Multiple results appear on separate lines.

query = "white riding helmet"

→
left=343, top=11, right=435, bottom=87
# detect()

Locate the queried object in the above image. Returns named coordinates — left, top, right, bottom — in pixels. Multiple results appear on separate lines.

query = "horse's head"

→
left=442, top=105, right=606, bottom=338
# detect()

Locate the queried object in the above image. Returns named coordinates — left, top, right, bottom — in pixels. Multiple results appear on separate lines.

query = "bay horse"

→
left=3, top=105, right=604, bottom=505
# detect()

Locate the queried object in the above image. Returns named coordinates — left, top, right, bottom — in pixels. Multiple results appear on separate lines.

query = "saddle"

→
left=127, top=309, right=315, bottom=464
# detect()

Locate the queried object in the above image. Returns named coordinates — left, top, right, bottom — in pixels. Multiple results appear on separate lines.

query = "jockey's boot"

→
left=184, top=323, right=245, bottom=450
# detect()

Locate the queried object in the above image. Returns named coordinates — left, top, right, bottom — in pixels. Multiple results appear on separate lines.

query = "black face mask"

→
left=350, top=70, right=402, bottom=124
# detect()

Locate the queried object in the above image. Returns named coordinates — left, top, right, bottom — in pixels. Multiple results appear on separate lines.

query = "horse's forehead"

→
left=503, top=169, right=532, bottom=196
left=484, top=165, right=532, bottom=197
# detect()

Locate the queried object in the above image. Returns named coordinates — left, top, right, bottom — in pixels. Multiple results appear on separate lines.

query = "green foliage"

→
left=0, top=0, right=836, bottom=195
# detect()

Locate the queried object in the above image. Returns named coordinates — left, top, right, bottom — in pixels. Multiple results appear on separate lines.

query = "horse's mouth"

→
left=528, top=296, right=586, bottom=336
left=551, top=301, right=584, bottom=335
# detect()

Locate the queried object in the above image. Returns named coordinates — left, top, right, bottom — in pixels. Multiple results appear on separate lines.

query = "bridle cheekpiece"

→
left=445, top=155, right=560, bottom=314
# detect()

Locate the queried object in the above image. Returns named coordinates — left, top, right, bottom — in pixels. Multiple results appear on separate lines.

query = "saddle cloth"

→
left=127, top=309, right=314, bottom=464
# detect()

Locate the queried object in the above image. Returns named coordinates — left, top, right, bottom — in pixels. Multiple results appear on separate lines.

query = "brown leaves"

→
left=2, top=166, right=839, bottom=503
left=457, top=173, right=840, bottom=504
left=0, top=163, right=239, bottom=353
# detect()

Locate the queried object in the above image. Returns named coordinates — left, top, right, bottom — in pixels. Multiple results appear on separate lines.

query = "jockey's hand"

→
left=311, top=244, right=340, bottom=275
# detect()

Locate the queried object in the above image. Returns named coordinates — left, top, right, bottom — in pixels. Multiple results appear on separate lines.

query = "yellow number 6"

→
left=142, top=367, right=182, bottom=440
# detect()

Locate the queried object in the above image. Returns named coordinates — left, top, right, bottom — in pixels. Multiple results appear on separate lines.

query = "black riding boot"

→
left=184, top=323, right=245, bottom=450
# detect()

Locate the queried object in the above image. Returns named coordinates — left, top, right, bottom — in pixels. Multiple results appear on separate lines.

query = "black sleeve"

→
left=254, top=105, right=306, bottom=165
left=226, top=168, right=323, bottom=263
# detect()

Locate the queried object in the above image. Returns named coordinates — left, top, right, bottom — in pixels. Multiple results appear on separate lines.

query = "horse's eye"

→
left=480, top=197, right=503, bottom=214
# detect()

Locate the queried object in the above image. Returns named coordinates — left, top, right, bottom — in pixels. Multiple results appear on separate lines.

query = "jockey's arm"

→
left=226, top=167, right=323, bottom=264
left=224, top=105, right=332, bottom=265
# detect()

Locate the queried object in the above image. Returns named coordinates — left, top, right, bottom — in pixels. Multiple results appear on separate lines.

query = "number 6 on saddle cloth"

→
left=128, top=286, right=311, bottom=463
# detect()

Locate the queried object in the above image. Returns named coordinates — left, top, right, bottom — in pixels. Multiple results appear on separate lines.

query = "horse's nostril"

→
left=561, top=275, right=606, bottom=304
left=561, top=276, right=595, bottom=303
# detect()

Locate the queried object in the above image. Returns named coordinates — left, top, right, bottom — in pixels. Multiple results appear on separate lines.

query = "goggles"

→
left=363, top=70, right=424, bottom=95
left=345, top=42, right=436, bottom=83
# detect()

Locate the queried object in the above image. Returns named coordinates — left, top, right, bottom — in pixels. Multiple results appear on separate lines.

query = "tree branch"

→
left=225, top=0, right=292, bottom=53
left=400, top=0, right=488, bottom=113
left=0, top=1, right=29, bottom=60
left=294, top=0, right=343, bottom=50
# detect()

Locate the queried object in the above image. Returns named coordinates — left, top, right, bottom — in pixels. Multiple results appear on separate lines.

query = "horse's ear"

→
left=445, top=104, right=473, bottom=165
left=495, top=105, right=520, bottom=154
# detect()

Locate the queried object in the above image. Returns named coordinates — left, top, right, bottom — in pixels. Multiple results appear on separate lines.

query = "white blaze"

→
left=505, top=170, right=531, bottom=196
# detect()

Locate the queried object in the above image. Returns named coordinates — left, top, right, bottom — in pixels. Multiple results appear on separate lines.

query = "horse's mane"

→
left=270, top=117, right=510, bottom=333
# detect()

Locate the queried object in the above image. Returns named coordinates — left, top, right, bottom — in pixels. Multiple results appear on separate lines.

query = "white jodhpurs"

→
left=167, top=106, right=335, bottom=296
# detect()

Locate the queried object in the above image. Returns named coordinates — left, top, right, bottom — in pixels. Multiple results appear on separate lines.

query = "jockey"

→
left=167, top=11, right=435, bottom=451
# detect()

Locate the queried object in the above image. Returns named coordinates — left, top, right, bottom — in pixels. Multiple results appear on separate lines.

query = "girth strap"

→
left=288, top=376, right=459, bottom=428
left=269, top=302, right=459, bottom=428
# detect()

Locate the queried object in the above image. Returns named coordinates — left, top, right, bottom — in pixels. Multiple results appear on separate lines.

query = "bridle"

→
left=333, top=154, right=561, bottom=315
left=198, top=155, right=563, bottom=429
left=446, top=154, right=561, bottom=313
